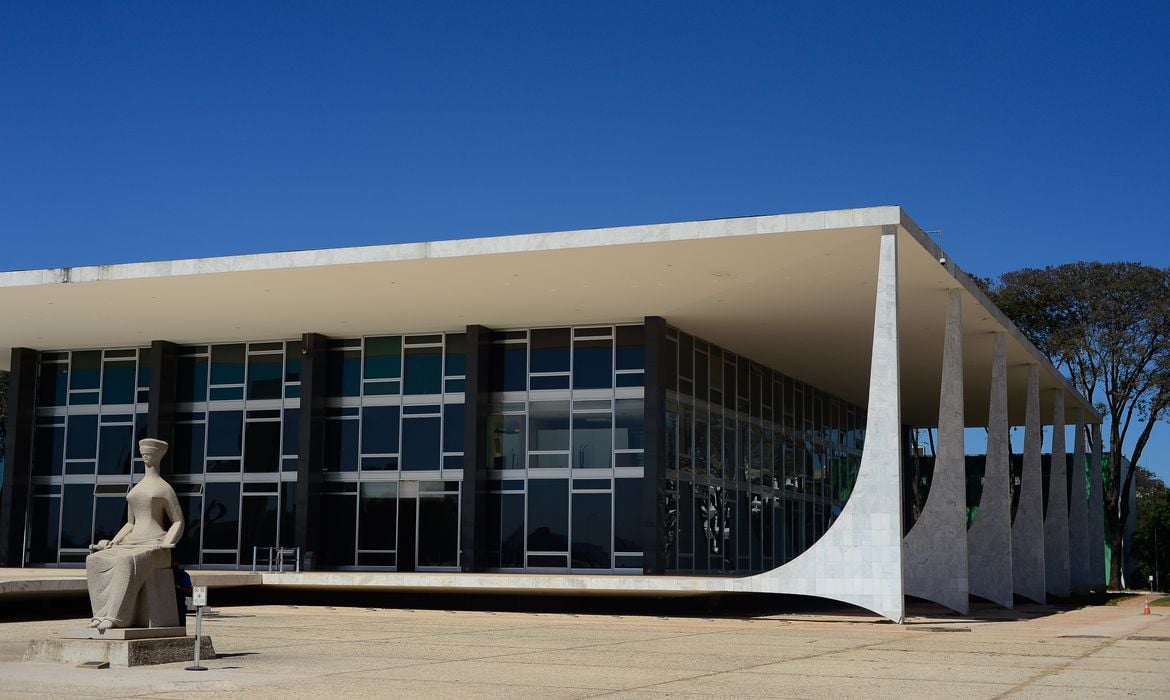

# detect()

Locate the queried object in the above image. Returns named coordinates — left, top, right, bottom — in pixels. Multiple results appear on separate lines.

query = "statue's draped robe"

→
left=85, top=486, right=174, bottom=627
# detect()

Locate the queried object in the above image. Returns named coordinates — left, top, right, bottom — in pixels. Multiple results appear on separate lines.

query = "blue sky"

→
left=2, top=2, right=1168, bottom=478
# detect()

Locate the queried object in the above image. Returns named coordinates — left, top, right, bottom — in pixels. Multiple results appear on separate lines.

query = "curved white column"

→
left=741, top=226, right=904, bottom=622
left=1045, top=391, right=1071, bottom=597
left=968, top=332, right=1013, bottom=608
left=1069, top=410, right=1090, bottom=594
left=1012, top=365, right=1046, bottom=603
left=903, top=289, right=969, bottom=614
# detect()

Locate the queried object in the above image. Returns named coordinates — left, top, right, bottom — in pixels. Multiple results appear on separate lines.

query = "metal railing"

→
left=251, top=546, right=301, bottom=573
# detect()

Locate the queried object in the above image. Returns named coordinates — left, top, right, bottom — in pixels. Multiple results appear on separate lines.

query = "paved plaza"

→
left=0, top=595, right=1167, bottom=698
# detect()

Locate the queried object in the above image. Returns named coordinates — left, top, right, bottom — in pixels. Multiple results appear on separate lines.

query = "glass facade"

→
left=21, top=321, right=864, bottom=575
left=662, top=326, right=865, bottom=574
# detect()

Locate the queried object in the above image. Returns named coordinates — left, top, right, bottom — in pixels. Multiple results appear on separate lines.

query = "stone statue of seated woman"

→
left=86, top=438, right=184, bottom=631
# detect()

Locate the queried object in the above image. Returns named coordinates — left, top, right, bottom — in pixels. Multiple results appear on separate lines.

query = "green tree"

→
left=1132, top=466, right=1169, bottom=591
left=986, top=262, right=1170, bottom=590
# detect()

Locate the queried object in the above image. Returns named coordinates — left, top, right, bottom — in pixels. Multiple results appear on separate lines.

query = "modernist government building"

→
left=0, top=207, right=1106, bottom=622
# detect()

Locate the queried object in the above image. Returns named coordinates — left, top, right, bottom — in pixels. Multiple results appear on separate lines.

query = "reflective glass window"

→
left=527, top=479, right=568, bottom=553
left=319, top=493, right=356, bottom=567
left=401, top=416, right=441, bottom=471
left=97, top=424, right=133, bottom=475
left=101, top=360, right=136, bottom=405
left=327, top=348, right=361, bottom=397
left=239, top=495, right=279, bottom=562
left=325, top=418, right=359, bottom=472
left=358, top=482, right=397, bottom=551
left=404, top=347, right=443, bottom=395
left=207, top=411, right=243, bottom=457
left=443, top=404, right=464, bottom=454
left=444, top=333, right=466, bottom=377
left=202, top=482, right=241, bottom=550
left=528, top=401, right=569, bottom=451
left=361, top=406, right=400, bottom=455
left=490, top=343, right=527, bottom=392
left=615, top=325, right=643, bottom=371
left=614, top=479, right=642, bottom=554
left=417, top=492, right=459, bottom=567
left=614, top=399, right=644, bottom=450
left=210, top=344, right=246, bottom=386
left=244, top=420, right=281, bottom=472
left=284, top=341, right=302, bottom=384
left=499, top=493, right=525, bottom=568
left=247, top=353, right=283, bottom=400
left=487, top=413, right=525, bottom=469
left=37, top=362, right=68, bottom=407
left=172, top=422, right=205, bottom=475
left=28, top=497, right=60, bottom=563
left=571, top=492, right=611, bottom=568
left=282, top=408, right=300, bottom=457
left=66, top=414, right=98, bottom=460
left=572, top=412, right=612, bottom=469
left=176, top=355, right=208, bottom=403
left=33, top=426, right=65, bottom=476
left=530, top=328, right=570, bottom=374
left=364, top=336, right=402, bottom=380
left=60, top=484, right=94, bottom=549
left=70, top=351, right=101, bottom=391
left=573, top=339, right=612, bottom=389
left=92, top=496, right=127, bottom=543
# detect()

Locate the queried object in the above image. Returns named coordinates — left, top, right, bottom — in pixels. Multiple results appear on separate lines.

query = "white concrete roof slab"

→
left=0, top=206, right=1097, bottom=426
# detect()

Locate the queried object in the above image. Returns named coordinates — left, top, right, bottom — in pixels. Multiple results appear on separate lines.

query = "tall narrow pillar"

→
left=745, top=225, right=905, bottom=622
left=1045, top=391, right=1070, bottom=597
left=642, top=316, right=669, bottom=575
left=968, top=333, right=1013, bottom=608
left=1088, top=423, right=1106, bottom=590
left=1068, top=409, right=1090, bottom=594
left=146, top=340, right=179, bottom=478
left=1012, top=365, right=1046, bottom=603
left=0, top=348, right=39, bottom=567
left=295, top=333, right=329, bottom=568
left=903, top=289, right=969, bottom=614
left=460, top=325, right=491, bottom=572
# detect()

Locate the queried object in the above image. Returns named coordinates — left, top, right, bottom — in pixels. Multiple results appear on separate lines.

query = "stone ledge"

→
left=24, top=635, right=215, bottom=667
left=62, top=626, right=186, bottom=640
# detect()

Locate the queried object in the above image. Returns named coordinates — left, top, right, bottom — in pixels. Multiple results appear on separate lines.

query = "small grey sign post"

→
left=186, top=585, right=208, bottom=671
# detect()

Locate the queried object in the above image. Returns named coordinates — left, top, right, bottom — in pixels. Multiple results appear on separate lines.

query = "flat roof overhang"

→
left=0, top=206, right=1098, bottom=426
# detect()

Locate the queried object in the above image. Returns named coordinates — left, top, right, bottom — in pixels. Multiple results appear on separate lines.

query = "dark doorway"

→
left=397, top=496, right=416, bottom=572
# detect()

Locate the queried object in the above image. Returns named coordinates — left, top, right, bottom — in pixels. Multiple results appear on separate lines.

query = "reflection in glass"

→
left=444, top=333, right=466, bottom=377
left=38, top=362, right=68, bottom=406
left=573, top=412, right=612, bottom=469
left=404, top=346, right=443, bottom=395
left=572, top=492, right=611, bottom=568
left=28, top=497, right=60, bottom=563
left=528, top=401, right=569, bottom=451
left=97, top=424, right=132, bottom=475
left=207, top=411, right=244, bottom=457
left=101, top=360, right=136, bottom=405
left=66, top=414, right=98, bottom=460
left=417, top=492, right=459, bottom=567
left=573, top=339, right=612, bottom=389
left=319, top=493, right=356, bottom=567
left=60, top=484, right=94, bottom=549
left=247, top=353, right=283, bottom=400
left=364, top=336, right=402, bottom=380
left=530, top=328, right=570, bottom=373
left=327, top=348, right=361, bottom=397
left=488, top=414, right=525, bottom=469
left=70, top=350, right=101, bottom=391
left=361, top=406, right=400, bottom=455
left=443, top=404, right=464, bottom=454
left=401, top=416, right=441, bottom=471
left=176, top=355, right=208, bottom=403
left=211, top=344, right=246, bottom=385
left=202, top=482, right=241, bottom=550
left=490, top=343, right=527, bottom=392
left=325, top=418, right=359, bottom=471
left=244, top=421, right=281, bottom=472
left=359, top=482, right=397, bottom=551
left=173, top=422, right=205, bottom=474
left=614, top=399, right=644, bottom=450
left=92, top=496, right=128, bottom=544
left=33, top=426, right=65, bottom=476
left=527, top=479, right=568, bottom=553
left=239, top=495, right=278, bottom=563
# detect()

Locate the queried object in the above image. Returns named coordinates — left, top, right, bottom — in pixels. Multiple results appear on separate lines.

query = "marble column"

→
left=1012, top=365, right=1046, bottom=604
left=744, top=224, right=905, bottom=622
left=1045, top=391, right=1071, bottom=597
left=1068, top=409, right=1090, bottom=594
left=967, top=333, right=1013, bottom=608
left=903, top=289, right=969, bottom=614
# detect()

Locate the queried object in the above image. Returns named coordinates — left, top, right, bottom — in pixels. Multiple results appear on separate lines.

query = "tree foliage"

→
left=1132, top=466, right=1169, bottom=591
left=986, top=261, right=1170, bottom=589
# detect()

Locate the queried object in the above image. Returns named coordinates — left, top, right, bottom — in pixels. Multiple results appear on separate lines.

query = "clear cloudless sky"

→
left=2, top=2, right=1168, bottom=478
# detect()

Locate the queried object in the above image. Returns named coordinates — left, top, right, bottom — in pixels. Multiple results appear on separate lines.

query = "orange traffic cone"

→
left=1143, top=599, right=1152, bottom=615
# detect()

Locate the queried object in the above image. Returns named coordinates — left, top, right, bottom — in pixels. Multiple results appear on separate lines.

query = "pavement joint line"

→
left=987, top=612, right=1170, bottom=699
left=580, top=627, right=947, bottom=698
